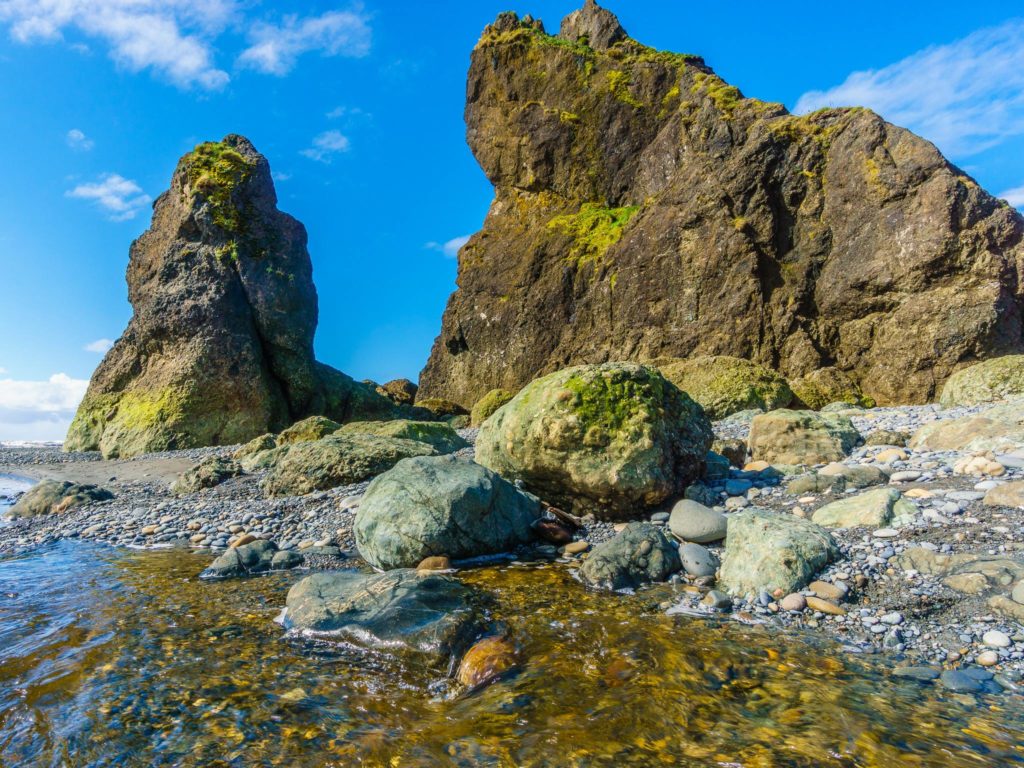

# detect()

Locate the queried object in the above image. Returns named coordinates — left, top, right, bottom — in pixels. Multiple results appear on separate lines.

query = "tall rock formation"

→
left=67, top=135, right=393, bottom=458
left=419, top=2, right=1024, bottom=407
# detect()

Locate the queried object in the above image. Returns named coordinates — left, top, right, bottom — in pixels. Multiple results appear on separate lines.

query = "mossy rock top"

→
left=790, top=367, right=874, bottom=411
left=652, top=356, right=793, bottom=420
left=278, top=415, right=343, bottom=445
left=939, top=355, right=1024, bottom=408
left=335, top=420, right=468, bottom=454
left=471, top=388, right=516, bottom=426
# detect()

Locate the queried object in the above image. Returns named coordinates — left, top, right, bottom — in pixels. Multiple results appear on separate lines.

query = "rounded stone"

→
left=983, top=630, right=1011, bottom=648
left=679, top=543, right=719, bottom=578
left=668, top=499, right=727, bottom=543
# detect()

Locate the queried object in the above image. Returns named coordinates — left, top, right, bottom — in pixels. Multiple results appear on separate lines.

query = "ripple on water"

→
left=0, top=541, right=1021, bottom=767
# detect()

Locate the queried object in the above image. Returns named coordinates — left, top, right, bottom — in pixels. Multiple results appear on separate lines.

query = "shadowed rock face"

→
left=419, top=2, right=1024, bottom=408
left=67, top=135, right=393, bottom=458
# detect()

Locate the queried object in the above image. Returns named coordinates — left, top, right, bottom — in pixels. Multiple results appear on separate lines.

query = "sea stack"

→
left=418, top=2, right=1024, bottom=408
left=66, top=135, right=393, bottom=458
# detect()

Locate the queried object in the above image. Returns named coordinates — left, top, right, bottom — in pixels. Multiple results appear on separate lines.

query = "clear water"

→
left=0, top=541, right=1021, bottom=767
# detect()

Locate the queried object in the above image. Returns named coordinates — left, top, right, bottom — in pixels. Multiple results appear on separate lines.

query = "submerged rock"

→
left=748, top=410, right=861, bottom=466
left=475, top=363, right=712, bottom=518
left=7, top=480, right=113, bottom=518
left=720, top=509, right=838, bottom=597
left=579, top=522, right=682, bottom=590
left=457, top=635, right=519, bottom=687
left=201, top=539, right=304, bottom=578
left=65, top=135, right=396, bottom=459
left=261, top=434, right=436, bottom=497
left=354, top=455, right=540, bottom=569
left=284, top=570, right=483, bottom=668
left=652, top=356, right=793, bottom=420
left=940, top=355, right=1024, bottom=407
left=335, top=420, right=468, bottom=454
left=171, top=456, right=242, bottom=495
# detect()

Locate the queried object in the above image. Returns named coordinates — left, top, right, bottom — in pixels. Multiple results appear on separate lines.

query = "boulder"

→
left=650, top=356, right=793, bottom=420
left=354, top=455, right=541, bottom=569
left=679, top=542, right=719, bottom=577
left=261, top=434, right=436, bottom=497
left=471, top=388, right=515, bottom=426
left=712, top=438, right=747, bottom=468
left=719, top=509, right=839, bottom=596
left=748, top=409, right=862, bottom=465
left=7, top=480, right=113, bottom=518
left=278, top=415, right=342, bottom=445
left=200, top=540, right=304, bottom=578
left=864, top=430, right=911, bottom=447
left=171, top=456, right=242, bottom=495
left=475, top=362, right=712, bottom=518
left=376, top=378, right=418, bottom=406
left=939, top=355, right=1024, bottom=407
left=239, top=444, right=291, bottom=472
left=811, top=487, right=916, bottom=529
left=335, top=420, right=468, bottom=454
left=233, top=433, right=277, bottom=468
left=283, top=569, right=483, bottom=668
left=817, top=462, right=888, bottom=488
left=415, top=398, right=469, bottom=418
left=65, top=135, right=396, bottom=459
left=984, top=481, right=1024, bottom=508
left=790, top=368, right=874, bottom=410
left=579, top=522, right=682, bottom=590
left=910, top=400, right=1024, bottom=453
left=457, top=635, right=519, bottom=687
left=667, top=499, right=727, bottom=543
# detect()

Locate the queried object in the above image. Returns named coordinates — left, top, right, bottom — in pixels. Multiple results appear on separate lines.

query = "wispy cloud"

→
left=300, top=130, right=350, bottom=163
left=795, top=20, right=1024, bottom=158
left=238, top=8, right=371, bottom=76
left=272, top=171, right=291, bottom=182
left=67, top=173, right=150, bottom=221
left=0, top=372, right=88, bottom=441
left=426, top=235, right=471, bottom=259
left=66, top=128, right=93, bottom=151
left=84, top=338, right=114, bottom=354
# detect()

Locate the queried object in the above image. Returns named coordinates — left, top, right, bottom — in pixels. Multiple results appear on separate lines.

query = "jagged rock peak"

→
left=559, top=0, right=627, bottom=50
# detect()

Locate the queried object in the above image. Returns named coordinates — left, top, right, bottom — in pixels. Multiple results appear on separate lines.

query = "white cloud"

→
left=84, top=338, right=114, bottom=354
left=300, top=130, right=350, bottom=163
left=0, top=0, right=235, bottom=89
left=425, top=235, right=471, bottom=258
left=66, top=128, right=93, bottom=151
left=0, top=373, right=88, bottom=442
left=795, top=20, right=1024, bottom=158
left=238, top=7, right=371, bottom=76
left=998, top=185, right=1024, bottom=208
left=272, top=171, right=291, bottom=182
left=67, top=173, right=150, bottom=221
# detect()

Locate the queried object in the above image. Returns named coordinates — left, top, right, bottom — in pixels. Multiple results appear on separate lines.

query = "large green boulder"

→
left=260, top=434, right=436, bottom=497
left=471, top=388, right=515, bottom=426
left=939, top=356, right=1024, bottom=407
left=719, top=509, right=838, bottom=596
left=748, top=409, right=862, bottom=466
left=790, top=367, right=874, bottom=410
left=171, top=456, right=242, bottom=495
left=811, top=487, right=917, bottom=529
left=7, top=480, right=113, bottom=518
left=354, top=455, right=540, bottom=569
left=475, top=363, right=712, bottom=518
left=284, top=569, right=483, bottom=668
left=278, top=415, right=341, bottom=445
left=336, top=420, right=468, bottom=454
left=652, top=356, right=793, bottom=420
left=910, top=400, right=1024, bottom=453
left=579, top=522, right=682, bottom=590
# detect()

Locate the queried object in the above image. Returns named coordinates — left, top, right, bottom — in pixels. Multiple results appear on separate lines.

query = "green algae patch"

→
left=184, top=140, right=256, bottom=234
left=336, top=420, right=468, bottom=454
left=652, top=356, right=794, bottom=420
left=471, top=388, right=515, bottom=426
left=548, top=202, right=640, bottom=267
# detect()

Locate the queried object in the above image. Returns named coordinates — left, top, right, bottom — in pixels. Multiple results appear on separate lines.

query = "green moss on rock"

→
left=548, top=202, right=640, bottom=267
left=652, top=356, right=793, bottom=420
left=939, top=355, right=1024, bottom=407
left=471, top=388, right=515, bottom=426
left=184, top=140, right=256, bottom=234
left=790, top=367, right=874, bottom=411
left=336, top=420, right=468, bottom=454
left=278, top=415, right=342, bottom=445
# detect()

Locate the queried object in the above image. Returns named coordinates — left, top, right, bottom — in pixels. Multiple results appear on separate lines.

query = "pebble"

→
left=779, top=593, right=807, bottom=612
left=805, top=596, right=846, bottom=616
left=977, top=651, right=1000, bottom=667
left=983, top=630, right=1011, bottom=648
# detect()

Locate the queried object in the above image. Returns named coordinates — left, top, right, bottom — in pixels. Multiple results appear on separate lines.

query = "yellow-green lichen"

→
left=690, top=72, right=742, bottom=117
left=185, top=141, right=256, bottom=234
left=606, top=70, right=644, bottom=108
left=548, top=202, right=641, bottom=267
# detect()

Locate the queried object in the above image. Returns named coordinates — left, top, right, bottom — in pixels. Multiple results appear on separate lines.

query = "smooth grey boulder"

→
left=7, top=480, right=113, bottom=518
left=679, top=542, right=719, bottom=577
left=283, top=569, right=482, bottom=667
left=201, top=540, right=304, bottom=578
left=579, top=522, right=682, bottom=590
left=354, top=455, right=541, bottom=569
left=668, top=499, right=727, bottom=543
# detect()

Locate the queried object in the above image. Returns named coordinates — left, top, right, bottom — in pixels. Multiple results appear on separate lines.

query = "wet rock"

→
left=668, top=499, right=727, bottom=543
left=201, top=539, right=299, bottom=578
left=171, top=456, right=242, bottom=495
left=354, top=455, right=540, bottom=569
left=457, top=635, right=518, bottom=687
left=940, top=669, right=985, bottom=693
left=7, top=480, right=113, bottom=518
left=748, top=410, right=862, bottom=466
left=335, top=420, right=469, bottom=454
left=579, top=522, right=682, bottom=590
left=417, top=555, right=452, bottom=571
left=894, top=666, right=941, bottom=682
left=532, top=518, right=574, bottom=545
left=811, top=488, right=916, bottom=529
left=702, top=589, right=732, bottom=610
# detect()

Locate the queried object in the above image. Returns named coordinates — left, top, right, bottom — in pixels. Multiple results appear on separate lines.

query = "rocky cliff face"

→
left=419, top=1, right=1024, bottom=407
left=66, top=135, right=393, bottom=458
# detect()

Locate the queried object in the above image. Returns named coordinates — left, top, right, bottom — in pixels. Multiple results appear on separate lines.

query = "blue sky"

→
left=1, top=0, right=1023, bottom=440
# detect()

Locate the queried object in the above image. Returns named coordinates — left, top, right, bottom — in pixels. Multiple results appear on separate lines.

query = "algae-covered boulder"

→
left=811, top=487, right=916, bottom=529
left=652, top=356, right=793, bottom=420
left=376, top=378, right=418, bottom=406
left=910, top=400, right=1024, bottom=453
left=748, top=409, right=862, bottom=465
left=233, top=433, right=276, bottom=462
left=336, top=420, right=468, bottom=454
left=471, top=389, right=515, bottom=426
left=64, top=135, right=396, bottom=459
left=7, top=480, right=113, bottom=519
left=354, top=455, right=540, bottom=569
left=171, top=455, right=242, bottom=495
left=278, top=415, right=341, bottom=445
left=284, top=569, right=483, bottom=668
left=579, top=522, right=682, bottom=590
left=475, top=362, right=712, bottom=518
left=720, top=509, right=838, bottom=596
left=790, top=367, right=874, bottom=410
left=261, top=434, right=436, bottom=497
left=939, top=356, right=1024, bottom=407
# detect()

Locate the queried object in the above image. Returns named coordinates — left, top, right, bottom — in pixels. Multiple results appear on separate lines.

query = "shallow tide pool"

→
left=0, top=541, right=1022, bottom=767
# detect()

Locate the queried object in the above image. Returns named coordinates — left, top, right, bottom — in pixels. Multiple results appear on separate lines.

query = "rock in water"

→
left=283, top=570, right=483, bottom=668
left=475, top=363, right=712, bottom=518
left=7, top=480, right=113, bottom=518
left=418, top=3, right=1024, bottom=409
left=65, top=135, right=395, bottom=458
left=579, top=522, right=682, bottom=590
left=719, top=509, right=838, bottom=597
left=354, top=455, right=541, bottom=569
left=748, top=409, right=861, bottom=465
